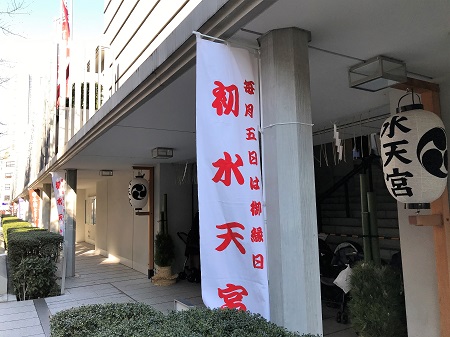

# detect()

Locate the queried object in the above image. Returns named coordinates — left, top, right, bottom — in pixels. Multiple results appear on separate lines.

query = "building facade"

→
left=9, top=1, right=450, bottom=336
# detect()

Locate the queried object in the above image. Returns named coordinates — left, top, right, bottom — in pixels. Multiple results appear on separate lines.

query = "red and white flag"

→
left=28, top=189, right=41, bottom=228
left=57, top=0, right=70, bottom=109
left=196, top=35, right=270, bottom=319
left=51, top=171, right=66, bottom=236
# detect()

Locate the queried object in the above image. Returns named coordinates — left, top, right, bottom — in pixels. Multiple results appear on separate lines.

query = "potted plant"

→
left=348, top=261, right=407, bottom=337
left=152, top=195, right=177, bottom=286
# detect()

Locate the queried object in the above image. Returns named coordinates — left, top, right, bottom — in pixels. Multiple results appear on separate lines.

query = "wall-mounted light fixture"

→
left=99, top=170, right=113, bottom=176
left=349, top=55, right=406, bottom=92
left=152, top=147, right=173, bottom=159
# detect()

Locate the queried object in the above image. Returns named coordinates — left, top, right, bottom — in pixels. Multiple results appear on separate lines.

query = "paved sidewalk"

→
left=0, top=242, right=357, bottom=337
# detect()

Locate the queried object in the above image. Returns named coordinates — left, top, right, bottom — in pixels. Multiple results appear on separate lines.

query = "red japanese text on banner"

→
left=28, top=189, right=41, bottom=228
left=196, top=36, right=269, bottom=319
left=51, top=171, right=66, bottom=236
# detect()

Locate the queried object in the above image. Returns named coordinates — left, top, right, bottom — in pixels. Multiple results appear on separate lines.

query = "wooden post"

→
left=148, top=167, right=155, bottom=277
left=422, top=89, right=450, bottom=337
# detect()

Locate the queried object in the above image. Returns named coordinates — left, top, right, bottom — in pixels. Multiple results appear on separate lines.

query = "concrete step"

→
left=321, top=209, right=398, bottom=220
left=321, top=224, right=399, bottom=239
left=320, top=201, right=397, bottom=212
left=321, top=217, right=398, bottom=228
left=320, top=194, right=396, bottom=206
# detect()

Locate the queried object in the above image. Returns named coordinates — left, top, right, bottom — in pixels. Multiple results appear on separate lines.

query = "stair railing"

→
left=316, top=155, right=381, bottom=232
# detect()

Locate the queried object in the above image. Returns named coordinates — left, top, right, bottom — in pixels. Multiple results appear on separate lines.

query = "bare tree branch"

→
left=0, top=1, right=29, bottom=87
left=0, top=0, right=29, bottom=37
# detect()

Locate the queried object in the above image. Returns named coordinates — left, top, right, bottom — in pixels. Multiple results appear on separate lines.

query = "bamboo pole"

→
left=360, top=174, right=372, bottom=261
left=367, top=191, right=381, bottom=265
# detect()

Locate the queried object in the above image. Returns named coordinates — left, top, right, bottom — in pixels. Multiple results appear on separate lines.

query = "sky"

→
left=2, top=0, right=104, bottom=40
left=0, top=0, right=104, bottom=143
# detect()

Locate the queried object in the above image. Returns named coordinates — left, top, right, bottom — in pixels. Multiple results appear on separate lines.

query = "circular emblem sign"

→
left=128, top=177, right=149, bottom=209
left=380, top=108, right=447, bottom=203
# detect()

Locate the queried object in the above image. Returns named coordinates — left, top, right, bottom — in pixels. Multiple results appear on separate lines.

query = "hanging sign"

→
left=128, top=176, right=149, bottom=210
left=28, top=189, right=41, bottom=227
left=380, top=108, right=447, bottom=203
left=18, top=198, right=27, bottom=220
left=196, top=35, right=269, bottom=319
left=51, top=171, right=66, bottom=236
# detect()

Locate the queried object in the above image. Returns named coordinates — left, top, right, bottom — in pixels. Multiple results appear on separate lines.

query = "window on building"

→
left=85, top=197, right=96, bottom=225
left=4, top=184, right=10, bottom=190
left=5, top=161, right=15, bottom=167
left=4, top=172, right=12, bottom=179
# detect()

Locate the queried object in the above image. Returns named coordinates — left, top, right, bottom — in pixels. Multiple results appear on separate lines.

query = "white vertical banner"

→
left=196, top=35, right=269, bottom=319
left=51, top=171, right=66, bottom=236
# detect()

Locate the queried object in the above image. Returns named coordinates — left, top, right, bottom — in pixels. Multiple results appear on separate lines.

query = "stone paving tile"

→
left=0, top=325, right=45, bottom=337
left=0, top=318, right=41, bottom=331
left=0, top=310, right=39, bottom=323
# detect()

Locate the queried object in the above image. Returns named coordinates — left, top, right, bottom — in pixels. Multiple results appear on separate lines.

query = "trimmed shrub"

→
left=7, top=229, right=63, bottom=301
left=50, top=303, right=165, bottom=337
left=349, top=262, right=407, bottom=337
left=0, top=214, right=15, bottom=222
left=13, top=256, right=59, bottom=301
left=159, top=308, right=316, bottom=337
left=50, top=304, right=320, bottom=337
left=8, top=229, right=63, bottom=272
left=2, top=220, right=31, bottom=246
left=154, top=232, right=175, bottom=267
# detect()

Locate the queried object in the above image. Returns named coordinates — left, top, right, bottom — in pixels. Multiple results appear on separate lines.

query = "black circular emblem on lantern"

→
left=131, top=183, right=147, bottom=200
left=417, top=127, right=448, bottom=179
left=128, top=176, right=149, bottom=209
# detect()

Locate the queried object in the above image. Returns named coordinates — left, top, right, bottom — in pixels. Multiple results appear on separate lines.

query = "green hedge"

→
left=50, top=303, right=165, bottom=337
left=50, top=304, right=320, bottom=337
left=8, top=229, right=63, bottom=301
left=14, top=256, right=59, bottom=301
left=8, top=229, right=63, bottom=272
left=2, top=220, right=31, bottom=246
left=0, top=214, right=16, bottom=221
left=160, top=307, right=316, bottom=337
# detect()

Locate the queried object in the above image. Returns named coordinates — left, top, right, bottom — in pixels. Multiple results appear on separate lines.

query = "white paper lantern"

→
left=128, top=176, right=149, bottom=209
left=380, top=107, right=447, bottom=203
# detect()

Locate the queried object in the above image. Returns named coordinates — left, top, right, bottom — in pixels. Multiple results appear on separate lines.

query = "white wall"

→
left=76, top=189, right=86, bottom=243
left=104, top=0, right=203, bottom=86
left=96, top=179, right=108, bottom=256
left=398, top=204, right=440, bottom=337
left=90, top=165, right=194, bottom=275
left=94, top=171, right=149, bottom=274
left=106, top=171, right=134, bottom=265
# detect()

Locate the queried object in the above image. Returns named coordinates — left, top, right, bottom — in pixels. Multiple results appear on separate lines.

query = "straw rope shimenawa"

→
left=151, top=265, right=177, bottom=286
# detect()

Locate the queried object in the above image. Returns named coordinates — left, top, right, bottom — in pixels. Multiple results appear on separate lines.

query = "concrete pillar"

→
left=42, top=184, right=52, bottom=230
left=65, top=169, right=77, bottom=277
left=259, top=28, right=322, bottom=335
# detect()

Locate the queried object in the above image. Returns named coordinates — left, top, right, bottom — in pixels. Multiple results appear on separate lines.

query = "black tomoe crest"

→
left=128, top=176, right=149, bottom=209
left=417, top=127, right=448, bottom=179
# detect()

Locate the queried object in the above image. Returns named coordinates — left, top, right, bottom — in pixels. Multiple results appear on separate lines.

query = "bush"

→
left=154, top=232, right=175, bottom=267
left=50, top=304, right=320, bottom=337
left=0, top=214, right=15, bottom=221
left=2, top=220, right=31, bottom=246
left=349, top=262, right=407, bottom=337
left=8, top=229, right=63, bottom=272
left=50, top=303, right=165, bottom=337
left=159, top=308, right=316, bottom=337
left=7, top=229, right=63, bottom=301
left=13, top=256, right=59, bottom=300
